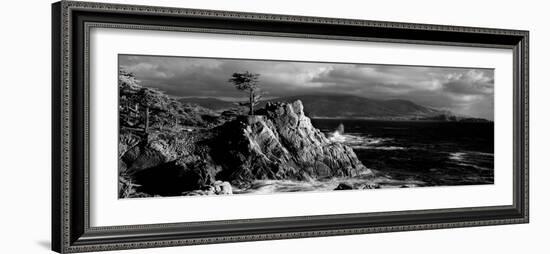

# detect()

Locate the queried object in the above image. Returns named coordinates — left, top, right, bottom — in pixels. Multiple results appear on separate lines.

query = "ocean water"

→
left=236, top=119, right=494, bottom=195
left=312, top=118, right=494, bottom=186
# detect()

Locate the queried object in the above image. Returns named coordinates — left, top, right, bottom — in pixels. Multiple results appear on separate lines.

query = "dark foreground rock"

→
left=119, top=129, right=222, bottom=197
left=333, top=182, right=380, bottom=191
left=334, top=183, right=353, bottom=190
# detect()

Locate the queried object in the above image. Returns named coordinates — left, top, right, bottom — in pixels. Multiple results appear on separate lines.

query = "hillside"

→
left=270, top=95, right=445, bottom=118
left=180, top=94, right=451, bottom=120
left=178, top=97, right=236, bottom=111
left=119, top=70, right=225, bottom=131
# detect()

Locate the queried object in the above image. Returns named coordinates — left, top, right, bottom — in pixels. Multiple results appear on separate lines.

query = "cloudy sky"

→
left=119, top=54, right=494, bottom=120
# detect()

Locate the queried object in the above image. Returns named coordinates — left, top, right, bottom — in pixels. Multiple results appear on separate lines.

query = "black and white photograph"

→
left=118, top=54, right=494, bottom=198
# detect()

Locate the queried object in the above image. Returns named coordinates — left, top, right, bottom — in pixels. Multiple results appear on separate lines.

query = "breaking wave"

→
left=233, top=176, right=425, bottom=195
left=448, top=151, right=493, bottom=171
left=327, top=129, right=405, bottom=150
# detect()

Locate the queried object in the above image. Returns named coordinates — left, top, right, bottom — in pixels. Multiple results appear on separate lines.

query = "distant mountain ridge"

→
left=179, top=94, right=489, bottom=121
left=268, top=95, right=445, bottom=119
left=178, top=97, right=236, bottom=111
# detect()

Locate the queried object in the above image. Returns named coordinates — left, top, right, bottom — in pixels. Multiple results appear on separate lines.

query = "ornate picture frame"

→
left=52, top=1, right=529, bottom=253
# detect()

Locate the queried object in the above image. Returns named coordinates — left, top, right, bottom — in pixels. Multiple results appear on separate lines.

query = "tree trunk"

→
left=144, top=106, right=150, bottom=133
left=249, top=88, right=254, bottom=115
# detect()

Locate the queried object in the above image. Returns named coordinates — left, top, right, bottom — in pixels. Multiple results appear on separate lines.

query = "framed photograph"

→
left=52, top=1, right=529, bottom=253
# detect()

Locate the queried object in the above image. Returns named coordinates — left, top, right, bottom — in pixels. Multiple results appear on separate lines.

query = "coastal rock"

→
left=120, top=130, right=222, bottom=196
left=118, top=96, right=371, bottom=196
left=211, top=100, right=371, bottom=186
left=363, top=183, right=381, bottom=189
left=180, top=181, right=233, bottom=196
left=334, top=183, right=353, bottom=190
left=213, top=181, right=233, bottom=195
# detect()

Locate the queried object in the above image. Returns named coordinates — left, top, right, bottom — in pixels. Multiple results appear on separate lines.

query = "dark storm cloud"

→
left=119, top=55, right=494, bottom=119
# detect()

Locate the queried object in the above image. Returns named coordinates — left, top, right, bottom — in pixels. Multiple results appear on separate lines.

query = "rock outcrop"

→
left=118, top=93, right=371, bottom=197
left=211, top=100, right=371, bottom=186
left=118, top=129, right=223, bottom=197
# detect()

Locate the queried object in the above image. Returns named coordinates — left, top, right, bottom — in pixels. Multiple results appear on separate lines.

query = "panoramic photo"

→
left=118, top=54, right=494, bottom=198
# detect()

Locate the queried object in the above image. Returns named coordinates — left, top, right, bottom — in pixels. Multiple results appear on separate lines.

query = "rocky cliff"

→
left=118, top=80, right=371, bottom=197
left=210, top=101, right=371, bottom=187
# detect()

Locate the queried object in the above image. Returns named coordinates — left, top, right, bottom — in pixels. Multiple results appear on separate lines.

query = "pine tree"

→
left=228, top=71, right=262, bottom=115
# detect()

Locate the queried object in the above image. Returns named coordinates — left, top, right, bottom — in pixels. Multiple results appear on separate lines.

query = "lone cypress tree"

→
left=228, top=71, right=261, bottom=115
